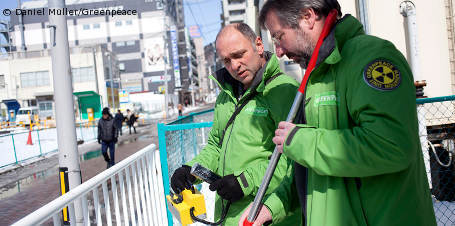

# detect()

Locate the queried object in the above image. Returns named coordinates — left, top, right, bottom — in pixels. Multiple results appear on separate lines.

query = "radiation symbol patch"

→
left=363, top=59, right=401, bottom=91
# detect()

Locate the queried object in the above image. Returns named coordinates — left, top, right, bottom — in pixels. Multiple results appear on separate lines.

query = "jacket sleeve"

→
left=263, top=163, right=300, bottom=223
left=237, top=78, right=299, bottom=197
left=283, top=52, right=419, bottom=177
left=186, top=102, right=222, bottom=172
left=97, top=121, right=102, bottom=140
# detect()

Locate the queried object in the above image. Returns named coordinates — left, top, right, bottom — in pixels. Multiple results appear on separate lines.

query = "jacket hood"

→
left=314, top=14, right=365, bottom=68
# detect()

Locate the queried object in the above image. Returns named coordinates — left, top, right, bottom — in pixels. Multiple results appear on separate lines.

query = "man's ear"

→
left=299, top=8, right=318, bottom=30
left=255, top=36, right=264, bottom=55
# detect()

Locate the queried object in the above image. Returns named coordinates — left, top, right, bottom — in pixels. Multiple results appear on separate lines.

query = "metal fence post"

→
left=11, top=134, right=18, bottom=164
left=37, top=130, right=43, bottom=156
left=157, top=123, right=173, bottom=226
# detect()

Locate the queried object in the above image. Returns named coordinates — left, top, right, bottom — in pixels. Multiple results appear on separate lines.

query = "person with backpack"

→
left=98, top=107, right=118, bottom=168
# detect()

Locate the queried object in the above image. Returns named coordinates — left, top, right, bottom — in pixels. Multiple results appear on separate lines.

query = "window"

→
left=20, top=71, right=50, bottom=88
left=228, top=0, right=244, bottom=4
left=230, top=9, right=245, bottom=16
left=71, top=67, right=95, bottom=83
left=156, top=2, right=163, bottom=9
left=126, top=40, right=135, bottom=46
left=115, top=21, right=122, bottom=27
left=83, top=24, right=90, bottom=30
left=0, top=75, right=5, bottom=89
left=116, top=41, right=125, bottom=47
left=93, top=23, right=100, bottom=29
left=25, top=99, right=37, bottom=107
left=39, top=102, right=53, bottom=111
left=126, top=20, right=133, bottom=26
left=119, top=63, right=125, bottom=71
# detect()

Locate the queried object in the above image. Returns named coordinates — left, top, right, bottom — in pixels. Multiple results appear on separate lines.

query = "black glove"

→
left=171, top=165, right=196, bottom=193
left=98, top=139, right=101, bottom=144
left=113, top=137, right=118, bottom=143
left=209, top=174, right=244, bottom=202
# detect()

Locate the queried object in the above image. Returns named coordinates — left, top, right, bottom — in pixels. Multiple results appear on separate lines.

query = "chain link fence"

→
left=417, top=95, right=455, bottom=225
left=158, top=97, right=455, bottom=225
left=157, top=109, right=214, bottom=225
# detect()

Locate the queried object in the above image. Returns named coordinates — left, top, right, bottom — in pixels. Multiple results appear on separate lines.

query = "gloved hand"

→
left=113, top=137, right=118, bottom=143
left=98, top=139, right=101, bottom=144
left=209, top=174, right=244, bottom=202
left=171, top=165, right=196, bottom=193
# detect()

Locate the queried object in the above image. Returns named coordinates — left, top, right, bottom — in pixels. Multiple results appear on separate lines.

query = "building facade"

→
left=0, top=45, right=117, bottom=119
left=8, top=0, right=190, bottom=96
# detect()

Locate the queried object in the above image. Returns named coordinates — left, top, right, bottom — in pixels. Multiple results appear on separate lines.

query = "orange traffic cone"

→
left=26, top=130, right=33, bottom=145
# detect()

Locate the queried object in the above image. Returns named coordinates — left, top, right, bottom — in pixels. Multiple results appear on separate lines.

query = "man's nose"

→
left=231, top=59, right=241, bottom=71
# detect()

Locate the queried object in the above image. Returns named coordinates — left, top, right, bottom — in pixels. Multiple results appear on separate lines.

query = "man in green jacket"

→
left=239, top=0, right=437, bottom=225
left=170, top=23, right=301, bottom=225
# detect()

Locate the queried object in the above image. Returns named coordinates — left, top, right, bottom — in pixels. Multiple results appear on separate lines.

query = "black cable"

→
left=190, top=201, right=231, bottom=225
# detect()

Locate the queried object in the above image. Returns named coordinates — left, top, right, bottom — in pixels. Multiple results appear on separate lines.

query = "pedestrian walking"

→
left=98, top=107, right=118, bottom=168
left=126, top=109, right=137, bottom=134
left=114, top=109, right=124, bottom=136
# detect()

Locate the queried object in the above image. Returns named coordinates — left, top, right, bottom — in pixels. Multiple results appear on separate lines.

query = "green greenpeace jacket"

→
left=187, top=52, right=301, bottom=225
left=264, top=15, right=436, bottom=226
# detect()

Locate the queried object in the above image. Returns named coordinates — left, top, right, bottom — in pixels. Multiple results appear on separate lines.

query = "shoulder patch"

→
left=363, top=59, right=401, bottom=91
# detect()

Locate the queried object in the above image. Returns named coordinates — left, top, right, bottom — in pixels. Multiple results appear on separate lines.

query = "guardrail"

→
left=13, top=144, right=167, bottom=225
left=0, top=123, right=99, bottom=169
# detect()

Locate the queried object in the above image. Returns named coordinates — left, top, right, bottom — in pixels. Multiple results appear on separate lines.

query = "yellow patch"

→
left=363, top=59, right=401, bottom=91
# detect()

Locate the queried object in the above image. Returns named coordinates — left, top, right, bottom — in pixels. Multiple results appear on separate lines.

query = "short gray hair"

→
left=259, top=0, right=342, bottom=29
left=215, top=22, right=257, bottom=45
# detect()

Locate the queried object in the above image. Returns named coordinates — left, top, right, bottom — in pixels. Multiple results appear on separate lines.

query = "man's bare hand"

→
left=238, top=203, right=272, bottom=226
left=272, top=121, right=296, bottom=153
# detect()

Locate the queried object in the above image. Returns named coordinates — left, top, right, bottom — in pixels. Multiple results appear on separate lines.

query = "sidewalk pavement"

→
left=0, top=124, right=157, bottom=225
left=0, top=103, right=214, bottom=225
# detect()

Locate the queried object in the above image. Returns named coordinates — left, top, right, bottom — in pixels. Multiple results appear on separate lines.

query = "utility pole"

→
left=163, top=13, right=169, bottom=118
left=107, top=53, right=115, bottom=109
left=17, top=0, right=26, bottom=51
left=91, top=47, right=99, bottom=94
left=48, top=0, right=83, bottom=224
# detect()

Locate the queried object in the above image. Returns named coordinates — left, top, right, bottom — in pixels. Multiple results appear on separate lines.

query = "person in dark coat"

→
left=114, top=110, right=124, bottom=136
left=98, top=107, right=118, bottom=168
left=126, top=109, right=137, bottom=134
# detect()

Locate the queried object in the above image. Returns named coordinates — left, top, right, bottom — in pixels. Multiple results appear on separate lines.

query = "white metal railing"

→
left=13, top=144, right=168, bottom=225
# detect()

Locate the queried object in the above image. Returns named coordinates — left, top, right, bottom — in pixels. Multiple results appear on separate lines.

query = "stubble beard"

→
left=294, top=29, right=316, bottom=69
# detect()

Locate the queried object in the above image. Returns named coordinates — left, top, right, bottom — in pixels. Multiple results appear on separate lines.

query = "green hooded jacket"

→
left=187, top=52, right=301, bottom=225
left=264, top=15, right=436, bottom=226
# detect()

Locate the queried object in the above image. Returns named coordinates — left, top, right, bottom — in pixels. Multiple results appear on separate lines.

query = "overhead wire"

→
left=184, top=0, right=221, bottom=43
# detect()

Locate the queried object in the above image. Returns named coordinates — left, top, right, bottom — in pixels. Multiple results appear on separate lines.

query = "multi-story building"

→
left=0, top=45, right=117, bottom=120
left=7, top=0, right=190, bottom=95
left=221, top=0, right=257, bottom=32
